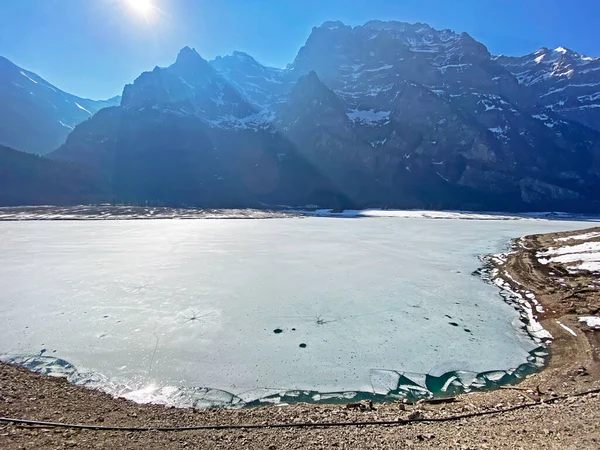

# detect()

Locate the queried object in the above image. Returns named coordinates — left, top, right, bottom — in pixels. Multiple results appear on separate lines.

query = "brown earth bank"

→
left=2, top=226, right=600, bottom=449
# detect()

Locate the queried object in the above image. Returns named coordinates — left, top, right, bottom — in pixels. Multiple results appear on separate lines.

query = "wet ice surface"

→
left=0, top=217, right=594, bottom=406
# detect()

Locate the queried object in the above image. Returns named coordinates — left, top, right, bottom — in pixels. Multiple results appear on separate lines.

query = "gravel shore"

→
left=2, top=226, right=600, bottom=449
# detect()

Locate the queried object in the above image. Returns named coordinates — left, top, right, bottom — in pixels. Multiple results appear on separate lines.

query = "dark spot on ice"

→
left=103, top=315, right=109, bottom=318
left=291, top=328, right=296, bottom=331
left=448, top=322, right=459, bottom=327
left=100, top=334, right=107, bottom=338
left=273, top=328, right=283, bottom=334
left=464, top=329, right=472, bottom=333
left=39, top=349, right=46, bottom=355
left=299, top=343, right=307, bottom=348
left=424, top=317, right=430, bottom=320
left=445, top=315, right=452, bottom=319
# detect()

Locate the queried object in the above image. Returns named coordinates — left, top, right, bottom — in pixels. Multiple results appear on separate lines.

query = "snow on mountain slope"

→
left=496, top=48, right=600, bottom=131
left=289, top=21, right=523, bottom=107
left=0, top=56, right=120, bottom=154
left=209, top=51, right=289, bottom=108
left=121, top=46, right=260, bottom=129
left=48, top=21, right=600, bottom=212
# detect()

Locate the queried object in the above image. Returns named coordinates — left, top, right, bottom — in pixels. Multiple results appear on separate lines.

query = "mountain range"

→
left=2, top=20, right=600, bottom=211
left=0, top=56, right=120, bottom=154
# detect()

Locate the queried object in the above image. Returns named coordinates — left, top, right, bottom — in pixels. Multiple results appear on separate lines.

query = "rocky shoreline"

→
left=2, top=227, right=600, bottom=449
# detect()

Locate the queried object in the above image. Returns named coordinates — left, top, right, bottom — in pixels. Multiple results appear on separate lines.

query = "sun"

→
left=127, top=0, right=154, bottom=17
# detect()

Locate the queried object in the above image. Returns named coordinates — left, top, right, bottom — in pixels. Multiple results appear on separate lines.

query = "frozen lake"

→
left=0, top=216, right=593, bottom=406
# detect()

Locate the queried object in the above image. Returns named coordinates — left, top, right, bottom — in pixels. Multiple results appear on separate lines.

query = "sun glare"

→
left=127, top=0, right=154, bottom=18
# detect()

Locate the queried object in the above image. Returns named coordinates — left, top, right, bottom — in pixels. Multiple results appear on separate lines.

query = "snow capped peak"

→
left=554, top=46, right=568, bottom=54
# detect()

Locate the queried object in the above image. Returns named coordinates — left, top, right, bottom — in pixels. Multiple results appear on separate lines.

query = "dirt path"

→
left=1, top=226, right=600, bottom=449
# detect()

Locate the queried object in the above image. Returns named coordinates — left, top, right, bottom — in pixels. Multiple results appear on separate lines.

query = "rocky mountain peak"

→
left=288, top=70, right=344, bottom=108
left=297, top=70, right=321, bottom=87
left=278, top=69, right=348, bottom=129
left=496, top=44, right=600, bottom=131
left=175, top=46, right=205, bottom=65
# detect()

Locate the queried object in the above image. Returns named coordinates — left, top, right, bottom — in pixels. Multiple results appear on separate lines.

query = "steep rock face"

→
left=289, top=21, right=524, bottom=106
left=53, top=55, right=335, bottom=207
left=210, top=51, right=288, bottom=108
left=278, top=22, right=600, bottom=210
left=496, top=47, right=600, bottom=131
left=48, top=21, right=600, bottom=211
left=0, top=57, right=120, bottom=154
left=121, top=47, right=255, bottom=122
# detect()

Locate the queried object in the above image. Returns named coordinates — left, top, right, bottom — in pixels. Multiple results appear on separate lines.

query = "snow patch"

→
left=579, top=316, right=600, bottom=330
left=347, top=109, right=391, bottom=125
left=556, top=321, right=577, bottom=337
left=366, top=64, right=394, bottom=72
left=556, top=232, right=600, bottom=242
left=538, top=241, right=600, bottom=273
left=59, top=120, right=75, bottom=130
left=20, top=71, right=38, bottom=84
left=75, top=102, right=93, bottom=115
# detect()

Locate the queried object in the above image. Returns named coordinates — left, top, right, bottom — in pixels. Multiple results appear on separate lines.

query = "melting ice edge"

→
left=1, top=243, right=551, bottom=408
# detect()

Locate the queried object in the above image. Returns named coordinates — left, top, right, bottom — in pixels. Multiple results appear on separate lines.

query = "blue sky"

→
left=0, top=0, right=598, bottom=100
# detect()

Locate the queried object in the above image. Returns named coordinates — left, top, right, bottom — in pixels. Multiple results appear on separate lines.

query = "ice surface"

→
left=0, top=217, right=592, bottom=407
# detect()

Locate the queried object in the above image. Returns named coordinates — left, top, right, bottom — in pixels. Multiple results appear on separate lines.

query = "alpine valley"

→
left=2, top=21, right=600, bottom=211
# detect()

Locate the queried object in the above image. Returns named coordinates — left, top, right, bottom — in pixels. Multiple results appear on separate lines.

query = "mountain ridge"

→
left=4, top=20, right=600, bottom=211
left=0, top=56, right=121, bottom=154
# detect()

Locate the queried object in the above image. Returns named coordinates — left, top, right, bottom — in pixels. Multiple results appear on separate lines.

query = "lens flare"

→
left=127, top=0, right=154, bottom=18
